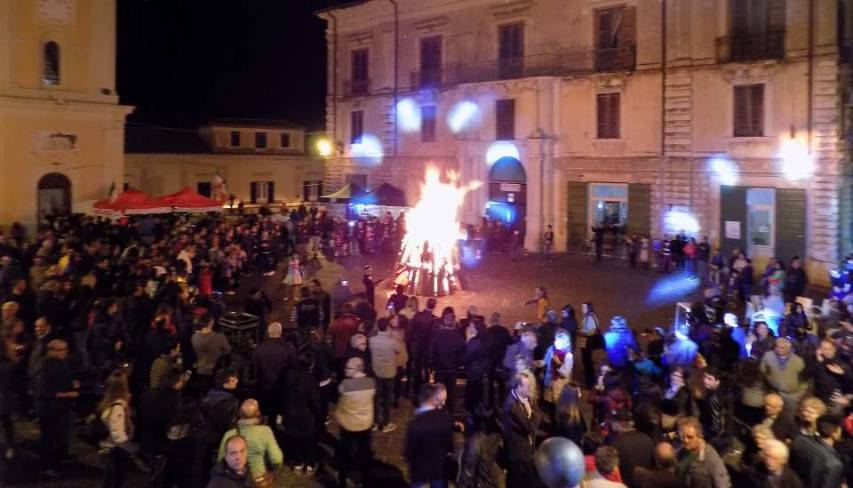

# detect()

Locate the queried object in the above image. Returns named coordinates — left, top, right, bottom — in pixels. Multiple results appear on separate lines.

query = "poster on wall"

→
left=725, top=221, right=741, bottom=239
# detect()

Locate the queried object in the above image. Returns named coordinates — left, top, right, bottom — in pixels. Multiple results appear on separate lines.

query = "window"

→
left=594, top=7, right=636, bottom=71
left=726, top=0, right=785, bottom=61
left=421, top=105, right=437, bottom=142
left=280, top=132, right=291, bottom=148
left=255, top=132, right=267, bottom=149
left=229, top=131, right=241, bottom=147
left=197, top=182, right=212, bottom=197
left=734, top=84, right=764, bottom=137
left=419, top=36, right=442, bottom=88
left=43, top=41, right=60, bottom=85
left=733, top=0, right=770, bottom=36
left=250, top=181, right=275, bottom=204
left=498, top=23, right=524, bottom=78
left=747, top=188, right=775, bottom=247
left=596, top=93, right=621, bottom=139
left=302, top=180, right=324, bottom=202
left=351, top=49, right=369, bottom=95
left=350, top=110, right=364, bottom=144
left=495, top=99, right=515, bottom=141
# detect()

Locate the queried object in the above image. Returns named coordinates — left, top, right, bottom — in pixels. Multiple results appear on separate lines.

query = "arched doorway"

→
left=37, top=172, right=71, bottom=223
left=487, top=156, right=527, bottom=239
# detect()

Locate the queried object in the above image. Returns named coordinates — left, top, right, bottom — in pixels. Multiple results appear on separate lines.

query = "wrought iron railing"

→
left=344, top=78, right=371, bottom=97
left=594, top=44, right=637, bottom=72
left=717, top=30, right=785, bottom=63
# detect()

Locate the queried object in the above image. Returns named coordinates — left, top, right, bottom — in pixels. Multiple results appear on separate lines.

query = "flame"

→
left=395, top=166, right=481, bottom=295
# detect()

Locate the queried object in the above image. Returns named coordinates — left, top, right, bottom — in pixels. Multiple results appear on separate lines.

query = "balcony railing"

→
left=717, top=30, right=785, bottom=63
left=410, top=69, right=443, bottom=89
left=344, top=78, right=371, bottom=97
left=594, top=44, right=636, bottom=72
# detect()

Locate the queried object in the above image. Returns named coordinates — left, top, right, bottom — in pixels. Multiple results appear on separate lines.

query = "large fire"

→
left=393, top=166, right=481, bottom=296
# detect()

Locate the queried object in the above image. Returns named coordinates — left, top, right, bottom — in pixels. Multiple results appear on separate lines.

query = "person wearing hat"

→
left=607, top=407, right=654, bottom=488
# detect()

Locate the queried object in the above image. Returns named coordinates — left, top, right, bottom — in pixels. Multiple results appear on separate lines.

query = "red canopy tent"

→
left=158, top=187, right=223, bottom=212
left=93, top=188, right=170, bottom=216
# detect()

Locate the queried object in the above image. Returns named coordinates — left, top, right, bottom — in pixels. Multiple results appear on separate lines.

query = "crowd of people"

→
left=0, top=211, right=852, bottom=488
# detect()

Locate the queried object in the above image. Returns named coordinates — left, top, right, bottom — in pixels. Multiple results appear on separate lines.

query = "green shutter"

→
left=719, top=185, right=747, bottom=257
left=567, top=182, right=588, bottom=249
left=627, top=183, right=651, bottom=236
left=775, top=188, right=806, bottom=262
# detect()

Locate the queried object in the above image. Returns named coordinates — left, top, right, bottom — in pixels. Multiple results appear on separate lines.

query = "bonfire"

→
left=393, top=166, right=481, bottom=296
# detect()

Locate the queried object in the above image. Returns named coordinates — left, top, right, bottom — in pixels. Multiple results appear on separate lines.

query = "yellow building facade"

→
left=0, top=0, right=131, bottom=226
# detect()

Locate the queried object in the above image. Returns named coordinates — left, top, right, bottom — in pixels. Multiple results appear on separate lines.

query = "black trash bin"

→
left=218, top=311, right=259, bottom=352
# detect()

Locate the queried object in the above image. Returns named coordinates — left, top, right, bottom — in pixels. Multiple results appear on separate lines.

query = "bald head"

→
left=267, top=322, right=282, bottom=338
left=654, top=442, right=676, bottom=468
left=239, top=399, right=260, bottom=419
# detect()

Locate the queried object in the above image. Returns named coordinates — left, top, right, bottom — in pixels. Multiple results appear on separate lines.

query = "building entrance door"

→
left=37, top=172, right=71, bottom=223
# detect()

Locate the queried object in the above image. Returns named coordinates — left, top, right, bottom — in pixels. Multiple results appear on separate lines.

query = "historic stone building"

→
left=0, top=0, right=132, bottom=226
left=318, top=0, right=852, bottom=284
left=125, top=119, right=325, bottom=206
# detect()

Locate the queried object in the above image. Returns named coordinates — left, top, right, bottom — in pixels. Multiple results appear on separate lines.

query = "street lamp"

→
left=316, top=138, right=333, bottom=158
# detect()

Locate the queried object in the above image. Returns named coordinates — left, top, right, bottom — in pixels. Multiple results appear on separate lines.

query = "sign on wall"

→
left=725, top=221, right=741, bottom=239
left=500, top=183, right=522, bottom=192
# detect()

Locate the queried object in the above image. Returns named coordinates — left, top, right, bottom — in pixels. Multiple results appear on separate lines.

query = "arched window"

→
left=43, top=41, right=60, bottom=86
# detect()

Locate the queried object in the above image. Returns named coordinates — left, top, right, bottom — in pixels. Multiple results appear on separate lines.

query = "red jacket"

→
left=330, top=314, right=361, bottom=357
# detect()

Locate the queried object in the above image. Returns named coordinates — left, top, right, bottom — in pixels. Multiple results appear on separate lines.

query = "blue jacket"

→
left=603, top=326, right=638, bottom=369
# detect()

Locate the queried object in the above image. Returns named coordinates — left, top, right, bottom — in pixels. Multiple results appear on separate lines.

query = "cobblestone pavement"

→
left=5, top=251, right=710, bottom=487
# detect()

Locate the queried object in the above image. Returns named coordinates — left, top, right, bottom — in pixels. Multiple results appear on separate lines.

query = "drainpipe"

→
left=661, top=0, right=667, bottom=156
left=328, top=11, right=338, bottom=154
left=389, top=0, right=399, bottom=157
left=807, top=0, right=814, bottom=153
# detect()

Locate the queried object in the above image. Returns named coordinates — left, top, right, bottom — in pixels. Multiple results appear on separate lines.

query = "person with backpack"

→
left=98, top=369, right=156, bottom=488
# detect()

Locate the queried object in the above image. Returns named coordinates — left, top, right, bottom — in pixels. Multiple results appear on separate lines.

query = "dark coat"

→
left=501, top=393, right=540, bottom=463
left=251, top=338, right=296, bottom=392
left=634, top=466, right=686, bottom=488
left=140, top=384, right=181, bottom=455
left=404, top=408, right=454, bottom=484
left=610, top=429, right=654, bottom=488
left=200, top=388, right=239, bottom=442
left=430, top=326, right=465, bottom=372
left=409, top=310, right=437, bottom=356
left=206, top=460, right=252, bottom=488
left=464, top=334, right=492, bottom=380
left=745, top=465, right=804, bottom=488
left=789, top=434, right=846, bottom=488
left=282, top=367, right=322, bottom=438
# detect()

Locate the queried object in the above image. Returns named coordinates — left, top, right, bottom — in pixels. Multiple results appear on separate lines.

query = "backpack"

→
left=78, top=401, right=120, bottom=448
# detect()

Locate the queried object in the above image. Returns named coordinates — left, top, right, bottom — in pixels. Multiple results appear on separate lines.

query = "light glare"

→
left=316, top=139, right=332, bottom=157
left=779, top=137, right=813, bottom=181
left=664, top=209, right=700, bottom=234
left=485, top=141, right=520, bottom=165
left=708, top=157, right=738, bottom=186
left=396, top=98, right=421, bottom=133
left=448, top=101, right=479, bottom=133
left=350, top=134, right=384, bottom=163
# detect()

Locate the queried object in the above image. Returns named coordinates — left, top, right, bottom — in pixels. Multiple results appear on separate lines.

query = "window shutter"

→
left=775, top=188, right=806, bottom=262
left=267, top=181, right=275, bottom=203
left=768, top=0, right=785, bottom=30
left=610, top=94, right=620, bottom=138
left=250, top=182, right=258, bottom=204
left=618, top=7, right=636, bottom=47
left=597, top=95, right=607, bottom=138
left=719, top=185, right=748, bottom=257
left=750, top=85, right=764, bottom=136
left=734, top=86, right=747, bottom=136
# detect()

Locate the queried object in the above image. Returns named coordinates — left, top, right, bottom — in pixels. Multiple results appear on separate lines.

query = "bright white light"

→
left=485, top=141, right=520, bottom=165
left=448, top=101, right=479, bottom=133
left=396, top=98, right=421, bottom=133
left=664, top=209, right=700, bottom=234
left=316, top=138, right=332, bottom=158
left=779, top=137, right=813, bottom=181
left=350, top=134, right=384, bottom=163
left=708, top=156, right=738, bottom=186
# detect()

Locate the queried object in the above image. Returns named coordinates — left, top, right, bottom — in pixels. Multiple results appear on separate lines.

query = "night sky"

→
left=117, top=0, right=350, bottom=131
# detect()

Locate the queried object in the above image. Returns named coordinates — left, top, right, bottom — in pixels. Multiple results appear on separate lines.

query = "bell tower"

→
left=0, top=0, right=132, bottom=226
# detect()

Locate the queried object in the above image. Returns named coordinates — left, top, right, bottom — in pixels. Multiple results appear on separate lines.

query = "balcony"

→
left=717, top=30, right=785, bottom=63
left=594, top=44, right=636, bottom=72
left=344, top=79, right=371, bottom=98
left=410, top=69, right=443, bottom=90
left=446, top=53, right=585, bottom=86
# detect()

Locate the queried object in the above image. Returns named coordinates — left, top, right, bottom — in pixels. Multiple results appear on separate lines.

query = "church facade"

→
left=0, top=0, right=131, bottom=226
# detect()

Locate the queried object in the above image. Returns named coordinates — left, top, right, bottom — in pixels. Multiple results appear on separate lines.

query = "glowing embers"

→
left=396, top=98, right=422, bottom=133
left=448, top=101, right=479, bottom=134
left=664, top=208, right=700, bottom=234
left=350, top=134, right=384, bottom=163
left=394, top=166, right=481, bottom=296
left=779, top=137, right=813, bottom=181
left=645, top=271, right=700, bottom=306
left=708, top=156, right=739, bottom=186
left=485, top=141, right=520, bottom=165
